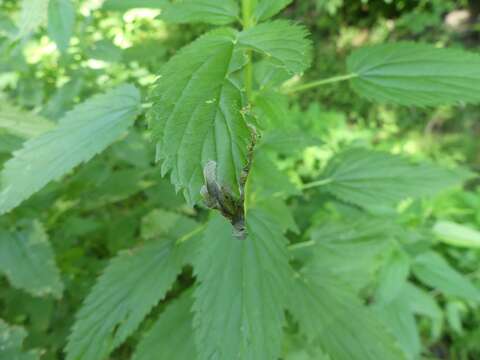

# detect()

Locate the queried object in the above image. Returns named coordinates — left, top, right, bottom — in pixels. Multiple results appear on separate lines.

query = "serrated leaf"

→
left=17, top=0, right=49, bottom=38
left=0, top=221, right=63, bottom=298
left=318, top=147, right=471, bottom=211
left=47, top=0, right=75, bottom=53
left=0, top=84, right=141, bottom=215
left=238, top=20, right=312, bottom=74
left=102, top=0, right=167, bottom=11
left=150, top=24, right=312, bottom=203
left=132, top=292, right=196, bottom=360
left=0, top=103, right=54, bottom=139
left=375, top=250, right=410, bottom=305
left=65, top=232, right=200, bottom=360
left=253, top=0, right=292, bottom=22
left=412, top=251, right=480, bottom=302
left=289, top=268, right=406, bottom=360
left=433, top=220, right=480, bottom=248
left=347, top=42, right=480, bottom=106
left=193, top=210, right=291, bottom=360
left=305, top=217, right=394, bottom=291
left=148, top=29, right=251, bottom=204
left=161, top=0, right=239, bottom=25
left=0, top=319, right=42, bottom=360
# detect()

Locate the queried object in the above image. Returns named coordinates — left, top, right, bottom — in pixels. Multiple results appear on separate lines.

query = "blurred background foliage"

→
left=0, top=0, right=479, bottom=359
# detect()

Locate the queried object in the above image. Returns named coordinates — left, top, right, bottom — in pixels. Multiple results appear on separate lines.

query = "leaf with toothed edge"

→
left=347, top=42, right=480, bottom=106
left=238, top=20, right=312, bottom=75
left=288, top=266, right=407, bottom=360
left=148, top=28, right=251, bottom=205
left=0, top=84, right=141, bottom=215
left=253, top=0, right=293, bottom=22
left=65, top=228, right=201, bottom=360
left=0, top=221, right=63, bottom=299
left=132, top=292, right=197, bottom=360
left=193, top=210, right=291, bottom=360
left=160, top=0, right=240, bottom=25
left=149, top=24, right=311, bottom=204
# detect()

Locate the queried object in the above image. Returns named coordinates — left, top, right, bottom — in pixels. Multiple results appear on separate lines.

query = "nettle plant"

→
left=2, top=0, right=480, bottom=359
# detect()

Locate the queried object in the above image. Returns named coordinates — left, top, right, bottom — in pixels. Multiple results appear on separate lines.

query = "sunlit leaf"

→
left=0, top=84, right=141, bottom=215
left=47, top=0, right=75, bottom=52
left=161, top=0, right=239, bottom=25
left=348, top=43, right=480, bottom=106
left=433, top=220, right=480, bottom=248
left=0, top=221, right=63, bottom=298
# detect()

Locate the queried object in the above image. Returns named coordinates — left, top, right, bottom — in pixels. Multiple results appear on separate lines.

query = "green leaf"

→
left=402, top=283, right=442, bottom=320
left=0, top=319, right=42, bottom=360
left=161, top=0, right=239, bottom=25
left=446, top=302, right=464, bottom=334
left=412, top=251, right=480, bottom=302
left=238, top=20, right=312, bottom=74
left=148, top=29, right=251, bottom=204
left=0, top=221, right=63, bottom=299
left=102, top=0, right=167, bottom=11
left=375, top=249, right=410, bottom=305
left=17, top=0, right=49, bottom=38
left=253, top=0, right=292, bottom=22
left=319, top=147, right=471, bottom=211
left=373, top=297, right=421, bottom=360
left=47, top=0, right=75, bottom=53
left=193, top=210, right=291, bottom=360
left=347, top=42, right=480, bottom=106
left=400, top=282, right=443, bottom=339
left=433, top=220, right=480, bottom=248
left=132, top=292, right=196, bottom=360
left=150, top=24, right=311, bottom=203
left=304, top=217, right=394, bottom=291
left=0, top=103, right=54, bottom=139
left=289, top=268, right=406, bottom=360
left=0, top=84, right=141, bottom=215
left=141, top=209, right=198, bottom=240
left=249, top=152, right=300, bottom=202
left=65, top=231, right=200, bottom=360
left=141, top=209, right=181, bottom=239
left=284, top=335, right=331, bottom=360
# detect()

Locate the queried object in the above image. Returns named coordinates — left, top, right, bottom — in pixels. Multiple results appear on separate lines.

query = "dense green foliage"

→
left=0, top=0, right=479, bottom=359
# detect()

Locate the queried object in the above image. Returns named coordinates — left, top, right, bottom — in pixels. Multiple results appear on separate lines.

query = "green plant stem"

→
left=301, top=178, right=332, bottom=190
left=242, top=0, right=255, bottom=101
left=282, top=73, right=358, bottom=94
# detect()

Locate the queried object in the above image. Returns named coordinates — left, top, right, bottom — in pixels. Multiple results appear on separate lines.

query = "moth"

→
left=201, top=161, right=246, bottom=239
left=200, top=126, right=258, bottom=240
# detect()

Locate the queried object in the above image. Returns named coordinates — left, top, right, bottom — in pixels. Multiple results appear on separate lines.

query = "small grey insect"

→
left=201, top=160, right=247, bottom=240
